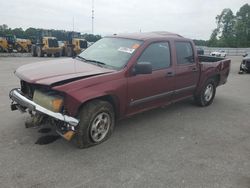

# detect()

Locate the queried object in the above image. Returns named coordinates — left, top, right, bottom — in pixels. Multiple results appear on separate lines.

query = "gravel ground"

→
left=0, top=56, right=250, bottom=188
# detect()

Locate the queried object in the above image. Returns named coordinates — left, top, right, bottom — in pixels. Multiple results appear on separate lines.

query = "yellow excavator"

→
left=0, top=35, right=15, bottom=52
left=15, top=38, right=32, bottom=53
left=0, top=35, right=32, bottom=53
left=61, top=32, right=88, bottom=57
left=31, top=31, right=61, bottom=57
left=0, top=37, right=10, bottom=52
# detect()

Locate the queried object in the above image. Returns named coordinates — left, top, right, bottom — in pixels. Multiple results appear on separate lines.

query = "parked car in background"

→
left=9, top=31, right=231, bottom=148
left=210, top=50, right=227, bottom=57
left=239, top=52, right=250, bottom=74
left=196, top=47, right=204, bottom=55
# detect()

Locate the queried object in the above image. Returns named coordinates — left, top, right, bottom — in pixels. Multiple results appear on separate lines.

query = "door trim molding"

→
left=129, top=85, right=196, bottom=107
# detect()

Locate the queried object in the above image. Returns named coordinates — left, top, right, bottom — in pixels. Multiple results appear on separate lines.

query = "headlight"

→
left=33, top=90, right=64, bottom=112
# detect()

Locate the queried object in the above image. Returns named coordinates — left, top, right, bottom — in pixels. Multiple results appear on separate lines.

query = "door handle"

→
left=166, top=72, right=175, bottom=77
left=191, top=67, right=198, bottom=72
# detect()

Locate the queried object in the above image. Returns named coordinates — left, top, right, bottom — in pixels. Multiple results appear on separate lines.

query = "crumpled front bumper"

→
left=9, top=89, right=79, bottom=127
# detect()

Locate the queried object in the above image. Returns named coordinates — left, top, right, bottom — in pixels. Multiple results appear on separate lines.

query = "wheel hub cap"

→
left=90, top=112, right=110, bottom=143
left=204, top=84, right=213, bottom=102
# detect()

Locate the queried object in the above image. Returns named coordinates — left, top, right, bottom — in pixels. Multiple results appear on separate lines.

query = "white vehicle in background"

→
left=210, top=50, right=227, bottom=57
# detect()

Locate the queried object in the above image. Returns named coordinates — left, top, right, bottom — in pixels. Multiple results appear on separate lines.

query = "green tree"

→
left=209, top=4, right=250, bottom=47
left=235, top=4, right=250, bottom=47
left=210, top=8, right=236, bottom=47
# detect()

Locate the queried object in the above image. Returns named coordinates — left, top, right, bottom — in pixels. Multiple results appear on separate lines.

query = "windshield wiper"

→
left=85, top=59, right=106, bottom=66
left=76, top=55, right=87, bottom=61
left=76, top=56, right=106, bottom=67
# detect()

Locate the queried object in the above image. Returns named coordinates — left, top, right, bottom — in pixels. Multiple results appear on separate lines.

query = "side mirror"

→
left=243, top=53, right=248, bottom=57
left=132, top=62, right=152, bottom=75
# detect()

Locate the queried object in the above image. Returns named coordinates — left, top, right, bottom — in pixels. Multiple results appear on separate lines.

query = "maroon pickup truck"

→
left=9, top=32, right=231, bottom=148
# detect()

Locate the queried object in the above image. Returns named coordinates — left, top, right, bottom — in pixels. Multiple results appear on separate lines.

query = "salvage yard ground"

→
left=0, top=56, right=250, bottom=188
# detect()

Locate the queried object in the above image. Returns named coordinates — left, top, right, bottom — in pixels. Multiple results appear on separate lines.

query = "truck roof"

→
left=108, top=31, right=185, bottom=41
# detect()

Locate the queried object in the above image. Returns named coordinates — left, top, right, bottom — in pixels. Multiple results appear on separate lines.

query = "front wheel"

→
left=37, top=46, right=44, bottom=57
left=73, top=100, right=115, bottom=149
left=16, top=45, right=23, bottom=53
left=194, top=79, right=216, bottom=107
left=54, top=52, right=60, bottom=57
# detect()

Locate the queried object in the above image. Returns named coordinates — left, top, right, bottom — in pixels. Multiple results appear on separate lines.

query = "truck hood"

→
left=15, top=58, right=115, bottom=85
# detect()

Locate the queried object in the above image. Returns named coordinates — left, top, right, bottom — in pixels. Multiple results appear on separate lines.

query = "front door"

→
left=126, top=41, right=175, bottom=115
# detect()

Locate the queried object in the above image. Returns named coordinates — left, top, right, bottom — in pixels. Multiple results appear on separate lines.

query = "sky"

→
left=0, top=0, right=249, bottom=40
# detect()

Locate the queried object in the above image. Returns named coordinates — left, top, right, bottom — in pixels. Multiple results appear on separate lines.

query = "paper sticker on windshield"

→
left=118, top=47, right=135, bottom=54
left=132, top=44, right=140, bottom=49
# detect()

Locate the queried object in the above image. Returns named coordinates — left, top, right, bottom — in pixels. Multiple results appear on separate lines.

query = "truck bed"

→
left=198, top=55, right=225, bottom=63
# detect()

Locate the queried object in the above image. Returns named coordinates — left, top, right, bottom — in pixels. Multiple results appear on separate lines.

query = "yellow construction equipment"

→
left=31, top=31, right=62, bottom=57
left=15, top=38, right=32, bottom=53
left=0, top=37, right=10, bottom=52
left=61, top=32, right=88, bottom=57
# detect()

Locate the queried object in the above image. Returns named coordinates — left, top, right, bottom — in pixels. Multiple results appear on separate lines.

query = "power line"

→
left=92, top=0, right=94, bottom=34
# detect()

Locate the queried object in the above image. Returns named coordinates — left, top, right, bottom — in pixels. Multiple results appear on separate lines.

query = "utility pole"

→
left=92, top=0, right=94, bottom=34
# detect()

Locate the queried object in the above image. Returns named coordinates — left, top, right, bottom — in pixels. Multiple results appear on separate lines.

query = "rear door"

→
left=127, top=41, right=175, bottom=115
left=173, top=41, right=199, bottom=101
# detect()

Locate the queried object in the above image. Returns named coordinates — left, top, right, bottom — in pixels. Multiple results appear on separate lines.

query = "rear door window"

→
left=175, top=42, right=194, bottom=65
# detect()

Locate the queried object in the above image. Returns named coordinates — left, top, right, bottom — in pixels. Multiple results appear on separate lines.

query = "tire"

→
left=47, top=54, right=52, bottom=57
left=73, top=100, right=115, bottom=149
left=67, top=47, right=73, bottom=57
left=36, top=46, right=44, bottom=57
left=54, top=52, right=60, bottom=57
left=31, top=45, right=37, bottom=57
left=194, top=79, right=216, bottom=107
left=16, top=45, right=23, bottom=53
left=0, top=46, right=3, bottom=52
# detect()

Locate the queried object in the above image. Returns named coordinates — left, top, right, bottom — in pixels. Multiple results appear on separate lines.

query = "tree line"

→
left=0, top=25, right=102, bottom=42
left=195, top=3, right=250, bottom=47
left=208, top=3, right=250, bottom=47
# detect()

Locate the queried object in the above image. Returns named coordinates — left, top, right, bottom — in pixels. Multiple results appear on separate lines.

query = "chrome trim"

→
left=174, top=85, right=196, bottom=94
left=130, top=91, right=174, bottom=106
left=9, top=89, right=79, bottom=126
left=129, top=85, right=196, bottom=107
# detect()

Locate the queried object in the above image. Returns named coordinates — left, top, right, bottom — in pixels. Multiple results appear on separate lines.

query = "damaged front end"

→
left=9, top=83, right=79, bottom=141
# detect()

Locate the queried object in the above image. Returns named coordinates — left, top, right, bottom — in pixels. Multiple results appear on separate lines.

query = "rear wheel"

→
left=54, top=52, right=60, bottom=57
left=16, top=45, right=23, bottom=53
left=36, top=46, right=44, bottom=57
left=47, top=54, right=52, bottom=57
left=194, top=79, right=216, bottom=107
left=73, top=100, right=115, bottom=149
left=67, top=47, right=73, bottom=57
left=31, top=45, right=37, bottom=57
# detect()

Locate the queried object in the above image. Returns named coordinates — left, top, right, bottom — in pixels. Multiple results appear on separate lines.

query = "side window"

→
left=175, top=42, right=194, bottom=64
left=137, top=42, right=171, bottom=70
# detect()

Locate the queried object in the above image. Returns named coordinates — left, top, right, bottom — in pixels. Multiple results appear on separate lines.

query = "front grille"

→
left=21, top=80, right=35, bottom=99
left=48, top=39, right=59, bottom=48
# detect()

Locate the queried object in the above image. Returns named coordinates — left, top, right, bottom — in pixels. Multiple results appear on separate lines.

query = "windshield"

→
left=78, top=37, right=143, bottom=70
left=48, top=38, right=59, bottom=47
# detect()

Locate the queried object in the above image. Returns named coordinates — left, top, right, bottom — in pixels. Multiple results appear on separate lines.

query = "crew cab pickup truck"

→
left=9, top=32, right=231, bottom=148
